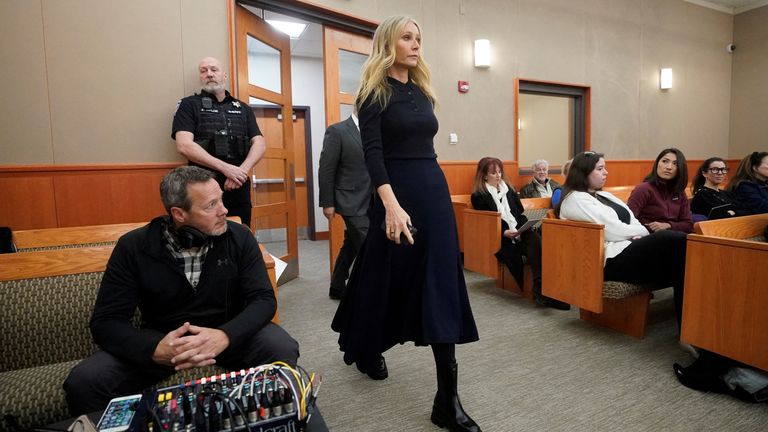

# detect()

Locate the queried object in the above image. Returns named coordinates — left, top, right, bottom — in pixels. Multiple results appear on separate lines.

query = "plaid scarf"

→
left=162, top=222, right=212, bottom=290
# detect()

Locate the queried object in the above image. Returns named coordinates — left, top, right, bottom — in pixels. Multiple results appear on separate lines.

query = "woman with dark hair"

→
left=557, top=151, right=688, bottom=328
left=627, top=148, right=693, bottom=233
left=470, top=157, right=569, bottom=310
left=690, top=157, right=742, bottom=219
left=727, top=152, right=768, bottom=215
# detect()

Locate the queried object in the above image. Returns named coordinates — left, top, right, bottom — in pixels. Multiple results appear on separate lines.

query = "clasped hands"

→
left=503, top=229, right=521, bottom=239
left=646, top=221, right=672, bottom=232
left=152, top=322, right=230, bottom=371
left=222, top=164, right=249, bottom=191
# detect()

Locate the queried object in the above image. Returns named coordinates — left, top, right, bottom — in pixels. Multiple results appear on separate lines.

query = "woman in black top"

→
left=331, top=16, right=480, bottom=432
left=727, top=152, right=768, bottom=215
left=690, top=157, right=742, bottom=219
left=470, top=157, right=568, bottom=310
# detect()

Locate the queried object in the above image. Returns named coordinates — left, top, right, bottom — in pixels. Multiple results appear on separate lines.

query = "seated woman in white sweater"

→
left=556, top=151, right=688, bottom=328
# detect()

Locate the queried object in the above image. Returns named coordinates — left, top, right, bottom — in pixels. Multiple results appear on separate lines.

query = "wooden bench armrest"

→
left=462, top=208, right=502, bottom=278
left=14, top=223, right=144, bottom=249
left=257, top=243, right=280, bottom=324
left=681, top=234, right=768, bottom=370
left=0, top=246, right=114, bottom=281
left=520, top=197, right=551, bottom=209
left=541, top=218, right=605, bottom=312
left=452, top=200, right=469, bottom=252
left=13, top=217, right=243, bottom=250
left=693, top=213, right=768, bottom=238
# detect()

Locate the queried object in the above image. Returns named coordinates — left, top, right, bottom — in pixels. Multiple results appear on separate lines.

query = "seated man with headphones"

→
left=64, top=166, right=299, bottom=416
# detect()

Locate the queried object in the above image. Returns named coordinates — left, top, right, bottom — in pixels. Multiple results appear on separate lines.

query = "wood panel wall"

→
left=0, top=158, right=742, bottom=231
left=0, top=164, right=179, bottom=230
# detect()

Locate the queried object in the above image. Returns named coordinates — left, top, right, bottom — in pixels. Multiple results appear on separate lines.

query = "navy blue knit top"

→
left=358, top=77, right=439, bottom=188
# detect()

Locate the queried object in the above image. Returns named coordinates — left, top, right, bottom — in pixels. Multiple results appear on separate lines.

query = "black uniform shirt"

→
left=171, top=90, right=262, bottom=142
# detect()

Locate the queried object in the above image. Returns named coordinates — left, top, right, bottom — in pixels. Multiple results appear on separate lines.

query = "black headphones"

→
left=173, top=225, right=208, bottom=249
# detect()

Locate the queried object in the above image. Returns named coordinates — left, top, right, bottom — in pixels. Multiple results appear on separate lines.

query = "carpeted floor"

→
left=274, top=239, right=766, bottom=431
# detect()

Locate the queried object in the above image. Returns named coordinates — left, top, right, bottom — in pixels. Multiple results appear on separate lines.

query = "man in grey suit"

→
left=318, top=113, right=372, bottom=300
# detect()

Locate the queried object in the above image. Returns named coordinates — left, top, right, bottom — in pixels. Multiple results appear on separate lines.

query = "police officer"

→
left=172, top=57, right=266, bottom=227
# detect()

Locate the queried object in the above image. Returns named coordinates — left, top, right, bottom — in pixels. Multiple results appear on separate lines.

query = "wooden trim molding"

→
left=1, top=159, right=744, bottom=231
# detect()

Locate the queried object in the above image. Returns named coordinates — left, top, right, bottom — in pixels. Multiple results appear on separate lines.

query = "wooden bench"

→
left=13, top=222, right=147, bottom=251
left=463, top=197, right=551, bottom=298
left=541, top=217, right=660, bottom=338
left=0, top=246, right=233, bottom=429
left=13, top=218, right=279, bottom=322
left=681, top=214, right=768, bottom=371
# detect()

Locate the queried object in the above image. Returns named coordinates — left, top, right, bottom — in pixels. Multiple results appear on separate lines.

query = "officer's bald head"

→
left=198, top=57, right=227, bottom=93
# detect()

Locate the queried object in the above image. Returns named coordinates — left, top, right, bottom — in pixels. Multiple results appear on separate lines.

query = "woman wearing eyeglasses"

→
left=690, top=157, right=744, bottom=219
left=727, top=151, right=768, bottom=215
left=627, top=148, right=693, bottom=233
left=556, top=151, right=688, bottom=328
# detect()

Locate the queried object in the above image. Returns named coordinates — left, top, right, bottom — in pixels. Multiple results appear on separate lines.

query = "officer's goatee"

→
left=203, top=81, right=226, bottom=93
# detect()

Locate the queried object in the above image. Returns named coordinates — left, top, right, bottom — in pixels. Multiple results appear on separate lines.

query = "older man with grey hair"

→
left=172, top=57, right=266, bottom=228
left=519, top=159, right=562, bottom=198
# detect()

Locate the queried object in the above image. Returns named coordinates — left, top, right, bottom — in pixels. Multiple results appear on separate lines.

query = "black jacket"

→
left=471, top=184, right=531, bottom=286
left=471, top=184, right=529, bottom=232
left=90, top=217, right=276, bottom=366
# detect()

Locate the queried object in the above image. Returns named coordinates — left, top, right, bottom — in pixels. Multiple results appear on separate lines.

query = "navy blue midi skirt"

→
left=331, top=158, right=479, bottom=367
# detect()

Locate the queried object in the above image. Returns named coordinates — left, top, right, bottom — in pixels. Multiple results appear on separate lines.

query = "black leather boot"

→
left=430, top=361, right=481, bottom=432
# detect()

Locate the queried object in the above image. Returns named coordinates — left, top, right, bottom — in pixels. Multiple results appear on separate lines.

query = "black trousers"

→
left=496, top=229, right=542, bottom=290
left=219, top=176, right=252, bottom=228
left=63, top=323, right=298, bottom=416
left=330, top=215, right=369, bottom=295
left=603, top=230, right=687, bottom=325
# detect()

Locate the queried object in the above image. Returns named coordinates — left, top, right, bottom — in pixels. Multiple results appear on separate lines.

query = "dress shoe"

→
left=673, top=363, right=711, bottom=392
left=356, top=356, right=388, bottom=380
left=535, top=294, right=571, bottom=310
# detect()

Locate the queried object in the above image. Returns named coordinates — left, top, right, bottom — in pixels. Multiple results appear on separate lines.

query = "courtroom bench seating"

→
left=0, top=246, right=245, bottom=431
left=0, top=215, right=282, bottom=431
left=461, top=197, right=551, bottom=299
left=681, top=214, right=768, bottom=371
left=541, top=216, right=663, bottom=339
left=13, top=219, right=279, bottom=321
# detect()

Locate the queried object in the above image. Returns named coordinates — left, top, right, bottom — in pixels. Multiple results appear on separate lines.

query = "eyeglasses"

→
left=708, top=167, right=729, bottom=174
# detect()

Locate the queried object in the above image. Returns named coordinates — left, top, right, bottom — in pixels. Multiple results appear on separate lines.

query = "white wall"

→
left=290, top=56, right=329, bottom=233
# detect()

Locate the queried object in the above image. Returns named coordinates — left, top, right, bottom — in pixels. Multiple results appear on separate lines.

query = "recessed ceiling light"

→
left=266, top=20, right=307, bottom=39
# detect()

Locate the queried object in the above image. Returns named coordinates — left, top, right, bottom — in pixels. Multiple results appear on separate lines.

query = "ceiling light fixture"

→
left=266, top=20, right=307, bottom=39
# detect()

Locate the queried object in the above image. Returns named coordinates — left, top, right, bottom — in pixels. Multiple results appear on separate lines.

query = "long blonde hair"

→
left=355, top=15, right=437, bottom=111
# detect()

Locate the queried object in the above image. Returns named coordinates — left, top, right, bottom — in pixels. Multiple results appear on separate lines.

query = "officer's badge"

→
left=232, top=101, right=241, bottom=108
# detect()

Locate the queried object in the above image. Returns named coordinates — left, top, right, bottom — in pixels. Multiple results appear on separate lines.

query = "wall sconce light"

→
left=474, top=39, right=490, bottom=68
left=660, top=68, right=673, bottom=90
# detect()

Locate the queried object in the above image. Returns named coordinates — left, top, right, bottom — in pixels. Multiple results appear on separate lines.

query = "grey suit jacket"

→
left=318, top=116, right=372, bottom=216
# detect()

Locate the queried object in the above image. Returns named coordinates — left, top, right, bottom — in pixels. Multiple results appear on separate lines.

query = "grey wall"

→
left=0, top=0, right=228, bottom=165
left=305, top=0, right=737, bottom=160
left=2, top=0, right=762, bottom=166
left=730, top=4, right=768, bottom=157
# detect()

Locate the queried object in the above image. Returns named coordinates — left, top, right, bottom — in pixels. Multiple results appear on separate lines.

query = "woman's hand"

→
left=384, top=204, right=413, bottom=245
left=503, top=229, right=520, bottom=239
left=378, top=185, right=414, bottom=245
left=647, top=222, right=671, bottom=232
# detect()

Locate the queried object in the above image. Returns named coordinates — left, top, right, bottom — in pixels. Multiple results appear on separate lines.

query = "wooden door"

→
left=235, top=5, right=298, bottom=283
left=322, top=26, right=372, bottom=274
